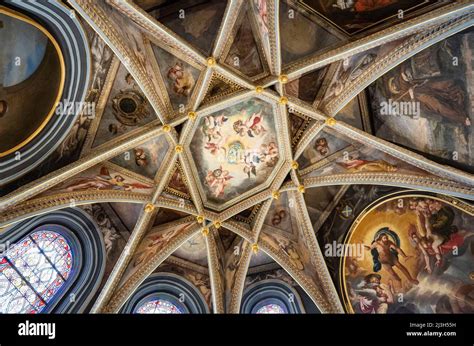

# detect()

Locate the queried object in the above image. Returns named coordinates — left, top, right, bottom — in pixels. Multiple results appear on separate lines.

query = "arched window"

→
left=135, top=299, right=183, bottom=314
left=241, top=280, right=305, bottom=314
left=0, top=208, right=105, bottom=313
left=0, top=229, right=73, bottom=313
left=256, top=302, right=286, bottom=314
left=121, top=273, right=209, bottom=314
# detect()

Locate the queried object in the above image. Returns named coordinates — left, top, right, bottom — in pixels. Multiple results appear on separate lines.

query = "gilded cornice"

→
left=0, top=190, right=149, bottom=228
left=303, top=173, right=474, bottom=200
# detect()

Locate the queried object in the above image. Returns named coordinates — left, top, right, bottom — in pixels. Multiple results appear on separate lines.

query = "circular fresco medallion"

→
left=341, top=194, right=474, bottom=314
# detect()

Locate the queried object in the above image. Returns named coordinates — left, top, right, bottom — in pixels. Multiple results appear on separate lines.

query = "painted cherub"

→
left=204, top=134, right=228, bottom=157
left=233, top=109, right=266, bottom=137
left=259, top=142, right=279, bottom=167
left=167, top=62, right=195, bottom=96
left=315, top=138, right=329, bottom=156
left=202, top=114, right=228, bottom=142
left=205, top=167, right=233, bottom=198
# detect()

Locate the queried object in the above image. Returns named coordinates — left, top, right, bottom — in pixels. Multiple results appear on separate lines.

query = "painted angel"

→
left=259, top=142, right=279, bottom=167
left=63, top=167, right=151, bottom=192
left=204, top=135, right=227, bottom=157
left=205, top=167, right=233, bottom=198
left=233, top=109, right=266, bottom=137
left=202, top=114, right=228, bottom=141
left=167, top=62, right=195, bottom=96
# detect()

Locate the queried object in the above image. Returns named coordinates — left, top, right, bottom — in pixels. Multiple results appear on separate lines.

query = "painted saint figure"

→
left=407, top=198, right=464, bottom=273
left=354, top=273, right=394, bottom=314
left=339, top=156, right=397, bottom=172
left=62, top=167, right=152, bottom=192
left=365, top=227, right=419, bottom=285
left=385, top=67, right=469, bottom=125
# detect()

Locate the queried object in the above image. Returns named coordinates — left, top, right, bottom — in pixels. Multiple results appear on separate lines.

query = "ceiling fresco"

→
left=187, top=96, right=285, bottom=209
left=300, top=0, right=452, bottom=36
left=0, top=0, right=473, bottom=325
left=151, top=43, right=202, bottom=112
left=279, top=0, right=341, bottom=66
left=222, top=2, right=268, bottom=79
left=368, top=27, right=474, bottom=170
left=90, top=61, right=157, bottom=149
left=110, top=134, right=171, bottom=181
left=44, top=164, right=154, bottom=196
left=342, top=193, right=474, bottom=313
left=149, top=0, right=228, bottom=56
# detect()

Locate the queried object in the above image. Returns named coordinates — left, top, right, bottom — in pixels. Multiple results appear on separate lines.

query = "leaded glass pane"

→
left=0, top=229, right=73, bottom=313
left=136, top=299, right=182, bottom=314
left=33, top=231, right=72, bottom=281
left=0, top=260, right=43, bottom=313
left=256, top=303, right=285, bottom=314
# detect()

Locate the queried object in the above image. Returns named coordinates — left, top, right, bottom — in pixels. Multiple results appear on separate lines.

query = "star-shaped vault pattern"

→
left=0, top=0, right=473, bottom=314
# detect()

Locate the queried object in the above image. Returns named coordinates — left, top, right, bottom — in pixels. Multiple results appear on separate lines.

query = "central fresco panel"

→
left=188, top=97, right=282, bottom=209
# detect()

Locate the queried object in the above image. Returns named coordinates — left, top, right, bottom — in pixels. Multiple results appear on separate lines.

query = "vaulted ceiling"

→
left=1, top=0, right=473, bottom=313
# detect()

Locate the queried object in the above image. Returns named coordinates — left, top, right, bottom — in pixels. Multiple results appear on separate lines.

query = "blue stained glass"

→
left=256, top=303, right=285, bottom=314
left=136, top=299, right=182, bottom=314
left=0, top=229, right=73, bottom=313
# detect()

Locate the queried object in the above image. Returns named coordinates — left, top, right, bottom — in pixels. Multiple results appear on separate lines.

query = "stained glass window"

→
left=135, top=299, right=182, bottom=314
left=0, top=230, right=73, bottom=314
left=256, top=303, right=285, bottom=314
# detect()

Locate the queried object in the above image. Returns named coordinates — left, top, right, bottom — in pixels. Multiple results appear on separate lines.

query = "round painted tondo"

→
left=341, top=193, right=474, bottom=314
